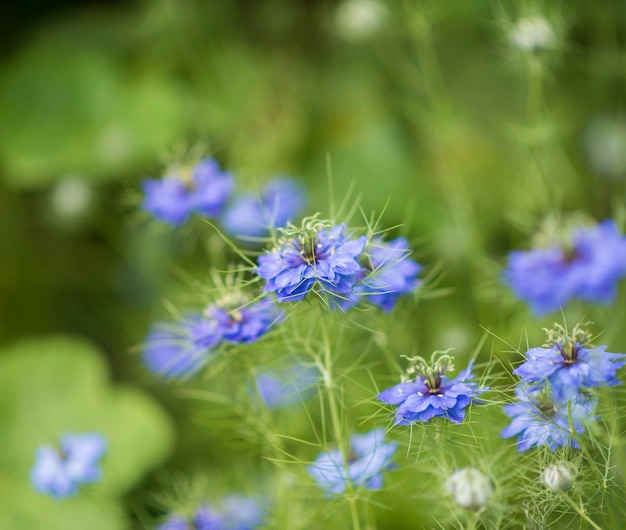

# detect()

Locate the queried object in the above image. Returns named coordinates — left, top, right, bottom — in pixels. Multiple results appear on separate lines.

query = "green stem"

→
left=562, top=494, right=603, bottom=530
left=320, top=316, right=362, bottom=530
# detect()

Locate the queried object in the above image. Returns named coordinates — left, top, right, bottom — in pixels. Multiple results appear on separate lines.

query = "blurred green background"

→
left=2, top=0, right=626, bottom=528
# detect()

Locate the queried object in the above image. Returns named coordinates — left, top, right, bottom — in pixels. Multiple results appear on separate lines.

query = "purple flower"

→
left=514, top=325, right=626, bottom=400
left=255, top=365, right=318, bottom=409
left=501, top=386, right=596, bottom=452
left=378, top=356, right=484, bottom=425
left=255, top=220, right=367, bottom=303
left=221, top=178, right=306, bottom=240
left=205, top=297, right=283, bottom=344
left=504, top=220, right=626, bottom=315
left=308, top=428, right=397, bottom=495
left=141, top=316, right=220, bottom=379
left=342, top=237, right=421, bottom=312
left=30, top=433, right=107, bottom=499
left=157, top=497, right=264, bottom=530
left=142, top=158, right=233, bottom=226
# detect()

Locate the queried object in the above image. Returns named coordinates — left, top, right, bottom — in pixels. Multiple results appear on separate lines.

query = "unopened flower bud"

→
left=509, top=17, right=555, bottom=52
left=445, top=467, right=493, bottom=510
left=542, top=462, right=574, bottom=492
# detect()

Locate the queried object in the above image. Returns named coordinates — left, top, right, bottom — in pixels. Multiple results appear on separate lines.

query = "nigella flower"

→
left=377, top=353, right=484, bottom=425
left=141, top=316, right=220, bottom=379
left=255, top=217, right=367, bottom=303
left=308, top=428, right=397, bottom=495
left=343, top=237, right=421, bottom=312
left=501, top=385, right=596, bottom=452
left=30, top=433, right=107, bottom=499
left=514, top=323, right=626, bottom=400
left=205, top=296, right=283, bottom=344
left=221, top=178, right=306, bottom=240
left=157, top=496, right=265, bottom=530
left=255, top=364, right=318, bottom=409
left=142, top=158, right=233, bottom=226
left=504, top=219, right=626, bottom=315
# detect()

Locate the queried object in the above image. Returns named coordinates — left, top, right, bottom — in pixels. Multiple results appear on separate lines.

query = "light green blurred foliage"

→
left=0, top=336, right=175, bottom=530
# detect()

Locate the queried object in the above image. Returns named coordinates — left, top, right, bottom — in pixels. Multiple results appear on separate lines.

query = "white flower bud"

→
left=542, top=462, right=574, bottom=492
left=50, top=176, right=94, bottom=221
left=445, top=467, right=493, bottom=510
left=335, top=0, right=388, bottom=42
left=509, top=17, right=555, bottom=52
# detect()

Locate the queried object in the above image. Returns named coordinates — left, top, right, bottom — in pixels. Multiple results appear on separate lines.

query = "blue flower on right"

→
left=501, top=385, right=596, bottom=452
left=514, top=323, right=626, bottom=401
left=504, top=219, right=626, bottom=315
left=308, top=428, right=397, bottom=495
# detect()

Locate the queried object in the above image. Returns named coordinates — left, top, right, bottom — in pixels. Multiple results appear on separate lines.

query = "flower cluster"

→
left=221, top=178, right=306, bottom=241
left=504, top=219, right=626, bottom=315
left=30, top=433, right=107, bottom=499
left=377, top=353, right=484, bottom=425
left=142, top=158, right=233, bottom=226
left=158, top=495, right=265, bottom=530
left=501, top=323, right=623, bottom=452
left=142, top=294, right=282, bottom=379
left=308, top=428, right=397, bottom=495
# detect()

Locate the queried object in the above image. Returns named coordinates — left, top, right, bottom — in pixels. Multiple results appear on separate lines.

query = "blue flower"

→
left=342, top=237, right=421, bottom=312
left=142, top=158, right=234, bottom=226
left=30, top=433, right=107, bottom=499
left=205, top=297, right=283, bottom=344
left=504, top=220, right=626, bottom=315
left=221, top=178, right=306, bottom=240
left=141, top=316, right=220, bottom=379
left=255, top=365, right=318, bottom=409
left=157, top=497, right=264, bottom=530
left=514, top=324, right=626, bottom=401
left=308, top=428, right=397, bottom=495
left=501, top=386, right=596, bottom=452
left=377, top=355, right=483, bottom=425
left=255, top=220, right=367, bottom=303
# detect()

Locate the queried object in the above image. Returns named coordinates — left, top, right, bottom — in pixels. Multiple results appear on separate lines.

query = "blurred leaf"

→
left=0, top=336, right=174, bottom=530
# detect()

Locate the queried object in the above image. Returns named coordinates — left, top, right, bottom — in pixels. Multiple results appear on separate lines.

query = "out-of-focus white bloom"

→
left=542, top=462, right=575, bottom=492
left=509, top=17, right=555, bottom=52
left=50, top=176, right=94, bottom=221
left=584, top=116, right=626, bottom=180
left=335, top=0, right=388, bottom=42
left=445, top=467, right=493, bottom=510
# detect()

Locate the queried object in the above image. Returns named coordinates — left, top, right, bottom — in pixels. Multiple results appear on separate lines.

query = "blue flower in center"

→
left=377, top=355, right=483, bottom=425
left=255, top=220, right=367, bottom=303
left=30, top=433, right=107, bottom=499
left=308, top=428, right=397, bottom=495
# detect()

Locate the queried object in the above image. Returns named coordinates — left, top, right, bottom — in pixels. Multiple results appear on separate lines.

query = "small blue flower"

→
left=514, top=324, right=626, bottom=401
left=255, top=219, right=367, bottom=303
left=377, top=354, right=483, bottom=425
left=157, top=497, right=264, bottom=530
left=206, top=297, right=283, bottom=344
left=342, top=237, right=421, bottom=312
left=308, top=428, right=397, bottom=495
left=504, top=220, right=626, bottom=315
left=255, top=365, right=318, bottom=409
left=221, top=178, right=306, bottom=240
left=30, top=433, right=107, bottom=499
left=141, top=316, right=219, bottom=379
left=142, top=158, right=234, bottom=226
left=501, top=386, right=596, bottom=452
